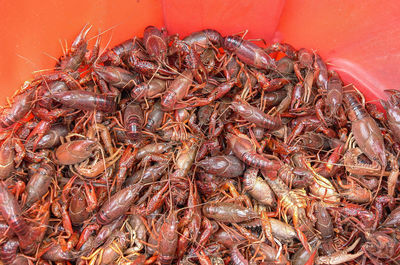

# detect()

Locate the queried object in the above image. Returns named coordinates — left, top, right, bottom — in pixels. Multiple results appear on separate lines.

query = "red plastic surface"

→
left=1, top=0, right=399, bottom=104
left=276, top=0, right=400, bottom=103
left=163, top=0, right=285, bottom=41
left=0, top=0, right=163, bottom=104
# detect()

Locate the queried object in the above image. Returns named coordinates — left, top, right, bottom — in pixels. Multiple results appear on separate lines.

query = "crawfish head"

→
left=380, top=98, right=400, bottom=142
left=364, top=231, right=397, bottom=259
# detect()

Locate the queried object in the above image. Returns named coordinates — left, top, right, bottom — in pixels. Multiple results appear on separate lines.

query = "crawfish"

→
left=136, top=182, right=169, bottom=216
left=326, top=70, right=343, bottom=116
left=85, top=231, right=129, bottom=265
left=202, top=202, right=258, bottom=223
left=128, top=214, right=147, bottom=252
left=52, top=90, right=117, bottom=113
left=382, top=205, right=400, bottom=228
left=196, top=172, right=220, bottom=198
left=196, top=155, right=244, bottom=178
left=305, top=164, right=340, bottom=203
left=136, top=142, right=172, bottom=160
left=126, top=162, right=167, bottom=186
left=87, top=123, right=114, bottom=155
left=25, top=162, right=55, bottom=206
left=242, top=167, right=276, bottom=207
left=71, top=165, right=100, bottom=187
left=145, top=102, right=164, bottom=132
left=0, top=138, right=15, bottom=180
left=143, top=25, right=168, bottom=62
left=161, top=70, right=193, bottom=111
left=230, top=244, right=248, bottom=265
left=0, top=238, right=19, bottom=265
left=173, top=40, right=208, bottom=83
left=115, top=145, right=136, bottom=190
left=128, top=51, right=176, bottom=78
left=193, top=218, right=216, bottom=253
left=294, top=48, right=314, bottom=80
left=97, top=184, right=141, bottom=225
left=336, top=175, right=372, bottom=203
left=261, top=171, right=313, bottom=252
left=262, top=90, right=288, bottom=107
left=247, top=217, right=298, bottom=244
left=170, top=140, right=198, bottom=205
left=36, top=80, right=69, bottom=108
left=252, top=70, right=289, bottom=92
left=315, top=238, right=362, bottom=265
left=158, top=211, right=179, bottom=265
left=180, top=79, right=235, bottom=108
left=267, top=42, right=298, bottom=60
left=98, top=37, right=142, bottom=66
left=343, top=147, right=387, bottom=176
left=287, top=115, right=336, bottom=145
left=296, top=132, right=329, bottom=151
left=55, top=139, right=97, bottom=165
left=344, top=92, right=386, bottom=166
left=230, top=98, right=282, bottom=130
left=277, top=163, right=314, bottom=189
left=93, top=216, right=125, bottom=249
left=314, top=202, right=334, bottom=241
left=26, top=200, right=50, bottom=246
left=56, top=25, right=90, bottom=72
left=201, top=48, right=218, bottom=76
left=226, top=132, right=282, bottom=173
left=0, top=182, right=35, bottom=254
left=255, top=242, right=289, bottom=265
left=291, top=82, right=306, bottom=110
left=131, top=78, right=166, bottom=101
left=93, top=64, right=140, bottom=91
left=25, top=124, right=68, bottom=150
left=0, top=89, right=35, bottom=129
left=0, top=239, right=31, bottom=265
left=344, top=147, right=398, bottom=197
left=68, top=187, right=90, bottom=225
left=75, top=223, right=100, bottom=250
left=224, top=55, right=241, bottom=80
left=124, top=103, right=144, bottom=140
left=183, top=29, right=223, bottom=52
left=40, top=242, right=79, bottom=262
left=178, top=180, right=202, bottom=244
left=381, top=89, right=400, bottom=143
left=313, top=53, right=329, bottom=91
left=363, top=230, right=398, bottom=262
left=224, top=35, right=276, bottom=70
left=24, top=119, right=54, bottom=151
left=331, top=202, right=376, bottom=231
left=276, top=56, right=295, bottom=74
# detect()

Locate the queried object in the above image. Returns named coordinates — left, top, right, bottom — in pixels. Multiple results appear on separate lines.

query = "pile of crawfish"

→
left=0, top=25, right=399, bottom=265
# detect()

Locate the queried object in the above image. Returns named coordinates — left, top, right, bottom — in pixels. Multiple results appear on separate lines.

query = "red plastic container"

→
left=1, top=0, right=399, bottom=104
